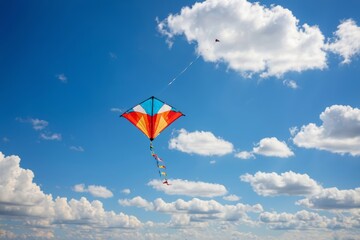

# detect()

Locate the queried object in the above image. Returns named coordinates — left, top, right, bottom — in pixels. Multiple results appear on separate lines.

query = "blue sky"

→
left=1, top=0, right=360, bottom=239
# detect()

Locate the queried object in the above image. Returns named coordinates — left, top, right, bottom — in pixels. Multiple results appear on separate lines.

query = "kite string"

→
left=150, top=141, right=170, bottom=185
left=167, top=55, right=201, bottom=86
left=157, top=54, right=201, bottom=95
left=159, top=40, right=220, bottom=95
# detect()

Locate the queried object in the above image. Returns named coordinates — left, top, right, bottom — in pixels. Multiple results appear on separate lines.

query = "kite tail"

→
left=150, top=141, right=170, bottom=185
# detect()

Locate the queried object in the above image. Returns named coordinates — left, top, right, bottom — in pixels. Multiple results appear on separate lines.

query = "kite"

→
left=121, top=96, right=184, bottom=185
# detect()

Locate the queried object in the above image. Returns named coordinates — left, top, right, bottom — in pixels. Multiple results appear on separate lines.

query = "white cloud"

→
left=241, top=170, right=360, bottom=211
left=110, top=107, right=123, bottom=113
left=30, top=118, right=49, bottom=130
left=283, top=79, right=299, bottom=89
left=53, top=197, right=140, bottom=228
left=87, top=185, right=113, bottom=198
left=17, top=117, right=48, bottom=130
left=147, top=178, right=227, bottom=198
left=279, top=230, right=360, bottom=240
left=297, top=187, right=360, bottom=210
left=235, top=151, right=255, bottom=159
left=16, top=118, right=62, bottom=142
left=223, top=194, right=240, bottom=202
left=40, top=132, right=62, bottom=141
left=122, top=188, right=131, bottom=195
left=169, top=214, right=191, bottom=227
left=0, top=152, right=141, bottom=229
left=157, top=198, right=223, bottom=214
left=327, top=19, right=360, bottom=64
left=259, top=210, right=330, bottom=230
left=6, top=149, right=357, bottom=237
left=169, top=129, right=234, bottom=156
left=2, top=137, right=9, bottom=143
left=119, top=196, right=262, bottom=223
left=293, top=105, right=360, bottom=156
left=119, top=196, right=154, bottom=211
left=209, top=160, right=216, bottom=164
left=56, top=73, right=67, bottom=83
left=253, top=137, right=294, bottom=158
left=0, top=152, right=52, bottom=209
left=289, top=126, right=299, bottom=137
left=70, top=146, right=84, bottom=152
left=73, top=183, right=86, bottom=192
left=260, top=210, right=360, bottom=231
left=236, top=137, right=294, bottom=159
left=73, top=183, right=113, bottom=198
left=158, top=0, right=327, bottom=77
left=240, top=171, right=322, bottom=196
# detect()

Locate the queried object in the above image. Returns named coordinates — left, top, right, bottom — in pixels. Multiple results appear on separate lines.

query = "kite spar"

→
left=121, top=96, right=184, bottom=184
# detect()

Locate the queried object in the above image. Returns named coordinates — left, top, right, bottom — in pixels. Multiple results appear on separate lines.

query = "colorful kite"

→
left=121, top=96, right=184, bottom=184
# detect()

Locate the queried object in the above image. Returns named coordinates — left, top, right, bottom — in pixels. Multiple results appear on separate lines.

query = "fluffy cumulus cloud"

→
left=0, top=153, right=52, bottom=210
left=240, top=171, right=322, bottom=196
left=235, top=151, right=255, bottom=160
left=87, top=185, right=113, bottom=198
left=148, top=179, right=227, bottom=198
left=122, top=188, right=131, bottom=195
left=327, top=19, right=360, bottom=64
left=169, top=129, right=234, bottom=156
left=280, top=230, right=360, bottom=240
left=223, top=194, right=241, bottom=202
left=73, top=183, right=113, bottom=198
left=253, top=137, right=294, bottom=158
left=119, top=196, right=263, bottom=224
left=241, top=170, right=360, bottom=211
left=260, top=210, right=332, bottom=230
left=260, top=210, right=360, bottom=231
left=293, top=105, right=360, bottom=156
left=73, top=183, right=86, bottom=192
left=0, top=152, right=141, bottom=229
left=119, top=196, right=154, bottom=211
left=235, top=137, right=293, bottom=159
left=297, top=187, right=360, bottom=210
left=2, top=152, right=359, bottom=238
left=158, top=0, right=327, bottom=77
left=52, top=197, right=140, bottom=228
left=159, top=0, right=360, bottom=78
